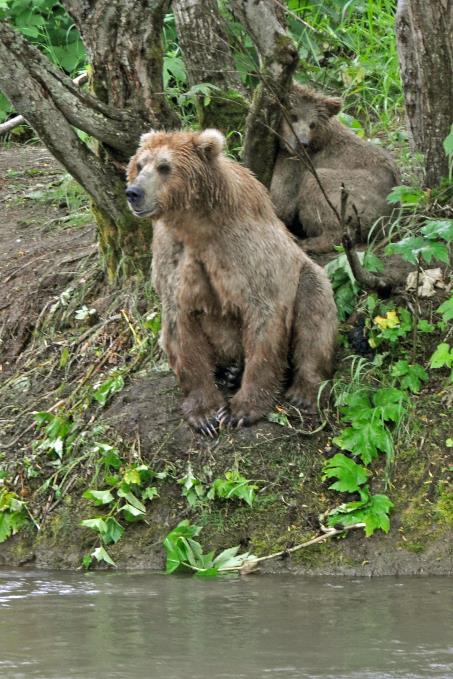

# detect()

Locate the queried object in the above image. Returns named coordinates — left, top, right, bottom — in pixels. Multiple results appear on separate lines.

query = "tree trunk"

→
left=173, top=0, right=248, bottom=135
left=396, top=0, right=453, bottom=187
left=231, top=0, right=298, bottom=188
left=0, top=2, right=179, bottom=281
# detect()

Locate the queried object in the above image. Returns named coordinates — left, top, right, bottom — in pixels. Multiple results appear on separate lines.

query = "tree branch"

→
left=0, top=23, right=146, bottom=154
left=231, top=0, right=298, bottom=187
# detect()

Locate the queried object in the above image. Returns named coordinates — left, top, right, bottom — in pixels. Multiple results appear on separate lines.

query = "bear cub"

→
left=270, top=84, right=400, bottom=254
left=126, top=129, right=338, bottom=436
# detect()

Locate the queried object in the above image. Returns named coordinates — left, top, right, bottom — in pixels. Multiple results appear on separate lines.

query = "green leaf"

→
left=80, top=517, right=107, bottom=535
left=430, top=343, right=453, bottom=369
left=421, top=219, right=453, bottom=243
left=82, top=489, right=115, bottom=506
left=386, top=185, right=425, bottom=206
left=104, top=517, right=124, bottom=544
left=92, top=545, right=116, bottom=567
left=322, top=454, right=370, bottom=493
left=208, top=471, right=257, bottom=507
left=391, top=361, right=429, bottom=393
left=123, top=469, right=142, bottom=486
left=385, top=237, right=449, bottom=265
left=437, top=297, right=453, bottom=323
left=334, top=419, right=393, bottom=464
left=163, top=520, right=203, bottom=574
left=142, top=486, right=159, bottom=501
left=117, top=488, right=146, bottom=513
left=327, top=492, right=394, bottom=536
left=82, top=554, right=93, bottom=569
left=93, top=375, right=124, bottom=407
left=417, top=319, right=436, bottom=333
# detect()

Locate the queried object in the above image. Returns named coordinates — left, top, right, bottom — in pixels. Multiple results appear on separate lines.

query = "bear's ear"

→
left=196, top=129, right=225, bottom=159
left=139, top=129, right=157, bottom=146
left=324, top=96, right=342, bottom=117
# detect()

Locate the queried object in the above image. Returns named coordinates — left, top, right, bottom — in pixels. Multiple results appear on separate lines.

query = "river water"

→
left=0, top=571, right=452, bottom=679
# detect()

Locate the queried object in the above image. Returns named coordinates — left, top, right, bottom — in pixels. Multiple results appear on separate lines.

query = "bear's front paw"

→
left=182, top=390, right=226, bottom=438
left=217, top=395, right=268, bottom=429
left=285, top=386, right=318, bottom=414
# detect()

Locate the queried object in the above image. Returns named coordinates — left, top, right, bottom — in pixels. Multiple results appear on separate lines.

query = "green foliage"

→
left=177, top=464, right=206, bottom=508
left=207, top=470, right=257, bottom=507
left=387, top=185, right=426, bottom=208
left=326, top=251, right=383, bottom=321
left=391, top=361, right=429, bottom=393
left=0, top=0, right=86, bottom=122
left=81, top=452, right=159, bottom=568
left=33, top=411, right=78, bottom=459
left=385, top=219, right=453, bottom=265
left=437, top=296, right=453, bottom=324
left=163, top=520, right=256, bottom=577
left=322, top=453, right=370, bottom=493
left=92, top=374, right=125, bottom=407
left=334, top=387, right=406, bottom=465
left=0, top=487, right=29, bottom=543
left=326, top=487, right=394, bottom=537
left=368, top=307, right=412, bottom=349
left=429, top=343, right=453, bottom=382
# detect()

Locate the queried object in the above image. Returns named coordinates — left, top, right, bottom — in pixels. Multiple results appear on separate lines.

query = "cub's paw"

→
left=215, top=405, right=251, bottom=430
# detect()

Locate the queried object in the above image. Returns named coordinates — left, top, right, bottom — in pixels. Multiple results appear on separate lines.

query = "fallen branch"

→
left=0, top=72, right=88, bottom=135
left=219, top=522, right=365, bottom=573
left=342, top=233, right=392, bottom=296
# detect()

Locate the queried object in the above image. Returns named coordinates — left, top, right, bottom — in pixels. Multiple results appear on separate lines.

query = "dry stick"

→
left=218, top=522, right=365, bottom=573
left=0, top=72, right=88, bottom=135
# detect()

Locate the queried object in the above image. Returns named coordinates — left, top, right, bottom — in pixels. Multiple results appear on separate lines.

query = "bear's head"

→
left=280, top=84, right=342, bottom=153
left=126, top=129, right=226, bottom=219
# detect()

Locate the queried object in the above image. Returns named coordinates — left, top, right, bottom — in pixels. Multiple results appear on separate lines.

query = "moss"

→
left=435, top=483, right=453, bottom=527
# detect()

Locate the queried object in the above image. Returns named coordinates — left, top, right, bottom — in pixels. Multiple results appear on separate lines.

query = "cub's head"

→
left=126, top=129, right=226, bottom=218
left=281, top=84, right=342, bottom=153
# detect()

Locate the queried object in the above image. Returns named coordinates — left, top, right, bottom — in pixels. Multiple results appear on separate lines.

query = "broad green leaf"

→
left=142, top=486, right=159, bottom=501
left=80, top=518, right=107, bottom=535
left=104, top=517, right=124, bottom=544
left=322, top=453, right=370, bottom=492
left=117, top=489, right=146, bottom=513
left=82, top=489, right=114, bottom=506
left=437, top=297, right=453, bottom=323
left=421, top=219, right=453, bottom=242
left=92, top=545, right=116, bottom=567
left=443, top=124, right=453, bottom=158
left=385, top=237, right=449, bottom=265
left=386, top=185, right=425, bottom=206
left=123, top=469, right=142, bottom=486
left=430, top=343, right=453, bottom=369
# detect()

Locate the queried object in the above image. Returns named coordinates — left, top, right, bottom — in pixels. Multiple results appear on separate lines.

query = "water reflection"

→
left=0, top=572, right=452, bottom=678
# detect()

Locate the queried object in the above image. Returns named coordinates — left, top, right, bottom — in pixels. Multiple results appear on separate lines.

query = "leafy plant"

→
left=33, top=411, right=78, bottom=459
left=334, top=387, right=406, bottom=464
left=367, top=307, right=412, bottom=349
left=177, top=464, right=206, bottom=508
left=437, top=296, right=453, bottom=324
left=326, top=487, right=394, bottom=537
left=429, top=343, right=453, bottom=382
left=81, top=457, right=159, bottom=567
left=0, top=487, right=29, bottom=543
left=323, top=453, right=370, bottom=493
left=385, top=219, right=453, bottom=265
left=326, top=251, right=383, bottom=321
left=92, top=374, right=125, bottom=407
left=391, top=360, right=429, bottom=393
left=163, top=520, right=256, bottom=576
left=207, top=470, right=257, bottom=507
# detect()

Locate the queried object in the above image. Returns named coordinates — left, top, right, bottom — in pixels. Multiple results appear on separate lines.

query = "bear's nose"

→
left=125, top=186, right=145, bottom=205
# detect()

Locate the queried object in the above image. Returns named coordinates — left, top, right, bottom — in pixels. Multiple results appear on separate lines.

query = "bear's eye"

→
left=290, top=113, right=298, bottom=123
left=136, top=160, right=144, bottom=173
left=157, top=162, right=171, bottom=175
left=309, top=122, right=316, bottom=130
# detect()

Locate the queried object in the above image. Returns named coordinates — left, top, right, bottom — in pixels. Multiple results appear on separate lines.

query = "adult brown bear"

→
left=270, top=84, right=400, bottom=254
left=126, top=129, right=337, bottom=436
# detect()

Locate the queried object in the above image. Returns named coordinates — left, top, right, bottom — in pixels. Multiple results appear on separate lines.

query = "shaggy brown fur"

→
left=270, top=84, right=400, bottom=254
left=126, top=129, right=337, bottom=435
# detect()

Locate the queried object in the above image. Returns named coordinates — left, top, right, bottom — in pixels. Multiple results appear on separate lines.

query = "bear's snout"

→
left=125, top=186, right=145, bottom=207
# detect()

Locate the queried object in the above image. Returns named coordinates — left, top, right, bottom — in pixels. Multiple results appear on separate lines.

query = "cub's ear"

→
left=324, top=96, right=342, bottom=117
left=196, top=129, right=225, bottom=158
left=139, top=129, right=157, bottom=146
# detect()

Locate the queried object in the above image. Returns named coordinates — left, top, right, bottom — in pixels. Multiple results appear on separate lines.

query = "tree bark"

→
left=0, top=2, right=179, bottom=281
left=231, top=0, right=298, bottom=187
left=396, top=0, right=453, bottom=187
left=173, top=0, right=248, bottom=134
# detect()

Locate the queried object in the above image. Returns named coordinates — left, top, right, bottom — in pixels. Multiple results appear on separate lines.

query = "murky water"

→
left=0, top=571, right=452, bottom=679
